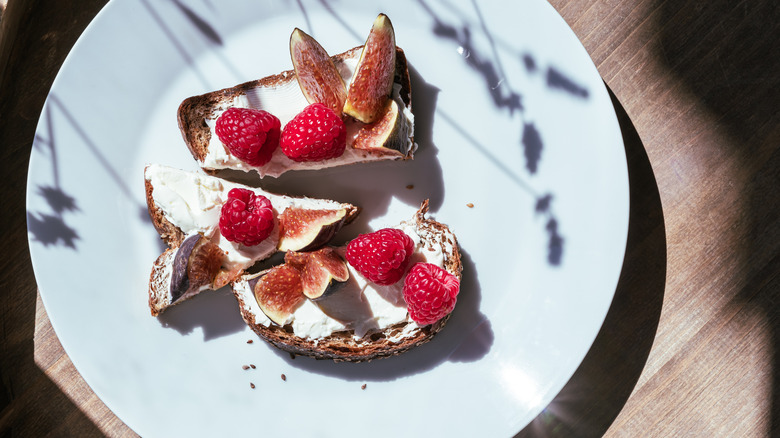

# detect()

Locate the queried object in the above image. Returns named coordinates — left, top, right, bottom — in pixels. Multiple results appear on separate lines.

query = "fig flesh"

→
left=343, top=14, right=396, bottom=123
left=253, top=264, right=305, bottom=325
left=170, top=234, right=225, bottom=303
left=277, top=207, right=350, bottom=252
left=290, top=28, right=348, bottom=115
left=352, top=99, right=409, bottom=156
left=285, top=248, right=349, bottom=300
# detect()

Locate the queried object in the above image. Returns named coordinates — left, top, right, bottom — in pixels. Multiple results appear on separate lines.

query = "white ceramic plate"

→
left=27, top=0, right=628, bottom=436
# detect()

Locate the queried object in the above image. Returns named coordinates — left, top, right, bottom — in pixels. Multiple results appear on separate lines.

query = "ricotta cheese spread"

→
left=200, top=58, right=416, bottom=178
left=233, top=220, right=451, bottom=342
left=145, top=164, right=346, bottom=270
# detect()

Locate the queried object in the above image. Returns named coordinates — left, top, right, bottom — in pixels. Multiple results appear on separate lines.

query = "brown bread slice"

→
left=232, top=200, right=462, bottom=362
left=177, top=46, right=414, bottom=178
left=144, top=165, right=360, bottom=316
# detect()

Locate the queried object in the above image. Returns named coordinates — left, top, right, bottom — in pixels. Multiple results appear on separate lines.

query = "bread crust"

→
left=145, top=175, right=185, bottom=248
left=177, top=46, right=413, bottom=170
left=144, top=165, right=361, bottom=316
left=232, top=200, right=462, bottom=362
left=148, top=248, right=175, bottom=316
left=144, top=166, right=361, bottom=249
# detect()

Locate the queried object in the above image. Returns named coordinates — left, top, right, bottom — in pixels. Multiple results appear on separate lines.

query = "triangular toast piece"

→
left=144, top=164, right=360, bottom=315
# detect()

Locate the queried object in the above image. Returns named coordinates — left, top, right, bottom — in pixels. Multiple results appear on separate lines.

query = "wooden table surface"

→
left=1, top=0, right=777, bottom=436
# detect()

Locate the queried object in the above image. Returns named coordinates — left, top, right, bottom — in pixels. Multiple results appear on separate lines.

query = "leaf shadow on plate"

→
left=265, top=247, right=492, bottom=381
left=417, top=0, right=590, bottom=267
left=515, top=88, right=667, bottom=437
left=4, top=1, right=134, bottom=436
left=419, top=0, right=594, bottom=178
left=27, top=103, right=82, bottom=250
left=171, top=0, right=223, bottom=46
left=139, top=0, right=247, bottom=90
left=28, top=93, right=153, bottom=251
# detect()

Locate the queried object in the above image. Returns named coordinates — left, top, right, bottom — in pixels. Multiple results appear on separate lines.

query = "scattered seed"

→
left=250, top=383, right=255, bottom=389
left=289, top=353, right=296, bottom=360
left=361, top=384, right=367, bottom=390
left=406, top=184, right=414, bottom=190
left=250, top=364, right=256, bottom=369
left=466, top=203, right=474, bottom=208
left=242, top=365, right=250, bottom=370
left=247, top=339, right=253, bottom=344
left=281, top=374, right=287, bottom=381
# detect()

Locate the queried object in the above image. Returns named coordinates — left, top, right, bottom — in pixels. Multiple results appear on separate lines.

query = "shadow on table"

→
left=515, top=87, right=667, bottom=437
left=0, top=0, right=120, bottom=437
left=0, top=292, right=110, bottom=438
left=651, top=0, right=780, bottom=434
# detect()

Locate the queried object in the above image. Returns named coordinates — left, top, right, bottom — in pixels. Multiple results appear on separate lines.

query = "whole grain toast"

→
left=144, top=164, right=360, bottom=316
left=231, top=200, right=462, bottom=362
left=177, top=46, right=415, bottom=178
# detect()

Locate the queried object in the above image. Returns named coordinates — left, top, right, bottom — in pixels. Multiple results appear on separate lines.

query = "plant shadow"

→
left=515, top=87, right=667, bottom=437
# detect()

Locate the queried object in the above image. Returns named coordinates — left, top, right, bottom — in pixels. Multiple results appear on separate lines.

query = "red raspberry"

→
left=215, top=107, right=280, bottom=166
left=219, top=188, right=275, bottom=246
left=403, top=263, right=460, bottom=325
left=345, top=228, right=415, bottom=285
left=280, top=103, right=346, bottom=162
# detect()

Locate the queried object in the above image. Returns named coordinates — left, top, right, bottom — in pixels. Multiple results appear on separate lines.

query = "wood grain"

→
left=1, top=0, right=778, bottom=436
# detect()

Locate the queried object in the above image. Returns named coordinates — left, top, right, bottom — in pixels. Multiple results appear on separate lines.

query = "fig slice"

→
left=352, top=99, right=409, bottom=156
left=170, top=235, right=225, bottom=303
left=253, top=264, right=305, bottom=326
left=285, top=248, right=349, bottom=300
left=290, top=28, right=348, bottom=115
left=277, top=207, right=350, bottom=252
left=343, top=13, right=396, bottom=123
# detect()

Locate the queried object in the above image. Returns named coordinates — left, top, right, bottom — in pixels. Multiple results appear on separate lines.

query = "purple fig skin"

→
left=382, top=102, right=411, bottom=155
left=170, top=234, right=202, bottom=303
left=278, top=210, right=349, bottom=252
left=352, top=100, right=410, bottom=156
left=309, top=278, right=347, bottom=301
left=297, top=220, right=345, bottom=252
left=246, top=273, right=264, bottom=292
left=382, top=131, right=408, bottom=155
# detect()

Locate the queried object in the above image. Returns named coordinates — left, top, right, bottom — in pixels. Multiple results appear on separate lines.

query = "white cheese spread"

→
left=144, top=164, right=345, bottom=270
left=200, top=58, right=415, bottom=178
left=234, top=220, right=449, bottom=342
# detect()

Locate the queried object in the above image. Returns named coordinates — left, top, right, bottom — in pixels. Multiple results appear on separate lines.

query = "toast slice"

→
left=231, top=200, right=462, bottom=362
left=145, top=164, right=360, bottom=316
left=177, top=46, right=415, bottom=178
